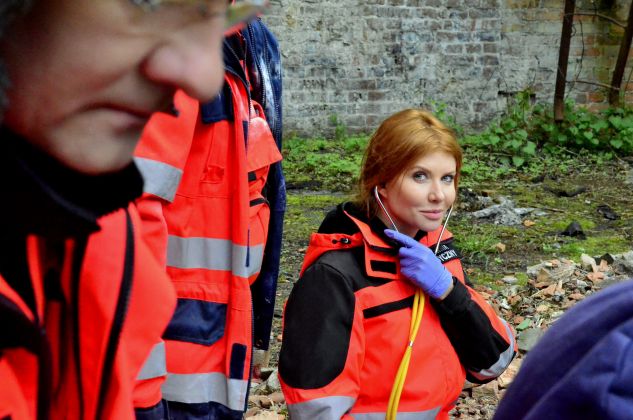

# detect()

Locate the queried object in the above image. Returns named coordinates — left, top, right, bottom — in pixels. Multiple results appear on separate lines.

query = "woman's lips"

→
left=420, top=210, right=444, bottom=220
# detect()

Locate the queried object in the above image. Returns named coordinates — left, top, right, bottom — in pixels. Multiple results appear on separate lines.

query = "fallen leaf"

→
left=536, top=304, right=549, bottom=313
left=536, top=268, right=552, bottom=283
left=523, top=220, right=536, bottom=227
left=268, top=392, right=286, bottom=405
left=494, top=242, right=506, bottom=253
left=542, top=284, right=557, bottom=296
left=569, top=293, right=584, bottom=301
left=497, top=357, right=523, bottom=389
left=586, top=272, right=605, bottom=282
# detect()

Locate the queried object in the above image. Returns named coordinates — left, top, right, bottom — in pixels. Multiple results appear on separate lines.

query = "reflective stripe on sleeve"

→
left=137, top=341, right=167, bottom=380
left=468, top=318, right=516, bottom=381
left=134, top=157, right=183, bottom=202
left=167, top=236, right=264, bottom=278
left=352, top=407, right=440, bottom=420
left=161, top=372, right=248, bottom=411
left=286, top=396, right=356, bottom=420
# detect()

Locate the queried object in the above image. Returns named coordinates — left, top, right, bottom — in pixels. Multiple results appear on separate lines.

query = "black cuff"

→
left=432, top=278, right=471, bottom=316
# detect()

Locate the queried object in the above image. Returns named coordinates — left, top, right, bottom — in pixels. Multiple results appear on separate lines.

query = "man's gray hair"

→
left=0, top=1, right=32, bottom=120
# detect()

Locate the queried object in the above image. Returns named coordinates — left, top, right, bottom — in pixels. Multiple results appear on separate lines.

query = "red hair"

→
left=356, top=109, right=462, bottom=216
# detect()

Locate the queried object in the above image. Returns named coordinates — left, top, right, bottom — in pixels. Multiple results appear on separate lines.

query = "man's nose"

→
left=143, top=22, right=226, bottom=103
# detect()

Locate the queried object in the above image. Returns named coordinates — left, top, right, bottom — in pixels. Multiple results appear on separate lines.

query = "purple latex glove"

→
left=384, top=229, right=453, bottom=300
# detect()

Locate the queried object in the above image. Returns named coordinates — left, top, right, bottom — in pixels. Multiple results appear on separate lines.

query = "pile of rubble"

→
left=450, top=251, right=633, bottom=418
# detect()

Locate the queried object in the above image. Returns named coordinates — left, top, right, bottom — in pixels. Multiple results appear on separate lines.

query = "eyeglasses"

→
left=129, top=0, right=269, bottom=33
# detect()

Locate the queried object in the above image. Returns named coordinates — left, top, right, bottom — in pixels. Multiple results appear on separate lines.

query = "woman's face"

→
left=377, top=151, right=457, bottom=237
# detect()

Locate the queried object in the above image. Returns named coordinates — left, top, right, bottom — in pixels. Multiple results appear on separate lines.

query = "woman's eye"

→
left=442, top=175, right=455, bottom=183
left=413, top=172, right=427, bottom=182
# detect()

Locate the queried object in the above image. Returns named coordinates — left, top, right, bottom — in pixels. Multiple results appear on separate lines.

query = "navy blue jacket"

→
left=233, top=19, right=285, bottom=351
left=494, top=280, right=633, bottom=420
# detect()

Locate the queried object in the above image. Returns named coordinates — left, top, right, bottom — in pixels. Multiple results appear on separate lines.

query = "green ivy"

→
left=462, top=89, right=633, bottom=166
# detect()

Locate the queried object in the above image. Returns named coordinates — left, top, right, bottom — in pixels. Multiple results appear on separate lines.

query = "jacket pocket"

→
left=163, top=298, right=226, bottom=346
left=362, top=295, right=415, bottom=319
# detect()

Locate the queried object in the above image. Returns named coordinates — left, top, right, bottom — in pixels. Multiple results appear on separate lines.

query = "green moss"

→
left=550, top=218, right=596, bottom=231
left=514, top=272, right=529, bottom=286
left=284, top=193, right=347, bottom=242
left=283, top=136, right=367, bottom=192
left=555, top=234, right=631, bottom=260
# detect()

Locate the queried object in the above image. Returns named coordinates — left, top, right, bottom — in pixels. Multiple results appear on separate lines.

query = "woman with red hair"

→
left=279, top=109, right=516, bottom=419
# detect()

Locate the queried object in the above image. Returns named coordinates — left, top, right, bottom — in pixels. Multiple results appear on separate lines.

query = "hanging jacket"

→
left=0, top=131, right=176, bottom=420
left=279, top=202, right=516, bottom=420
left=133, top=29, right=282, bottom=419
left=243, top=17, right=286, bottom=351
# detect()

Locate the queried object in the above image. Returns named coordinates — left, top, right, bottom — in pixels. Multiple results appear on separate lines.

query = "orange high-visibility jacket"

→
left=279, top=203, right=516, bottom=419
left=134, top=70, right=281, bottom=416
left=0, top=206, right=176, bottom=420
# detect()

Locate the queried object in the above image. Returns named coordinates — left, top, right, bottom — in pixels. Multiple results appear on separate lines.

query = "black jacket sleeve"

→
left=432, top=279, right=516, bottom=383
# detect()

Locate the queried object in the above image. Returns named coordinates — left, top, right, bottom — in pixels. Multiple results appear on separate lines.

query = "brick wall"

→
left=262, top=0, right=633, bottom=136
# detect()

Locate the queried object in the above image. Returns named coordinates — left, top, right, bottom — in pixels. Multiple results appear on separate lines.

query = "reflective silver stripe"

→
left=137, top=341, right=167, bottom=380
left=162, top=372, right=248, bottom=411
left=287, top=396, right=356, bottom=420
left=134, top=157, right=183, bottom=202
left=167, top=236, right=264, bottom=278
left=352, top=407, right=440, bottom=420
left=469, top=318, right=516, bottom=381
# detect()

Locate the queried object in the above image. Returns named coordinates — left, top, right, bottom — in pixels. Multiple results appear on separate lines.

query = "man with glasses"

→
left=0, top=1, right=266, bottom=418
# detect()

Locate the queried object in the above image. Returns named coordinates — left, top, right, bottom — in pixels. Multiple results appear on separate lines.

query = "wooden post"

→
left=554, top=0, right=576, bottom=122
left=609, top=3, right=633, bottom=106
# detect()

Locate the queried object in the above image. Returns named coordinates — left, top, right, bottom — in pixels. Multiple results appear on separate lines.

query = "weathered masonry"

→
left=263, top=0, right=633, bottom=136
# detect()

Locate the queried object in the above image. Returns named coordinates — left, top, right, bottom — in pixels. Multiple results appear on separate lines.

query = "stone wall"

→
left=262, top=0, right=633, bottom=136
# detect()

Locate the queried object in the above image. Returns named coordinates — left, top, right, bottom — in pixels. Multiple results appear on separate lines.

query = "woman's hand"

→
left=384, top=229, right=454, bottom=300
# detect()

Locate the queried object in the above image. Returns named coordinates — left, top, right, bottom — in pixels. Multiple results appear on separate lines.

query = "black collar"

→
left=0, top=129, right=143, bottom=238
left=319, top=201, right=428, bottom=244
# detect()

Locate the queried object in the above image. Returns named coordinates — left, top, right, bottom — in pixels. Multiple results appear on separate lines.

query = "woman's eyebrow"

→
left=409, top=165, right=456, bottom=174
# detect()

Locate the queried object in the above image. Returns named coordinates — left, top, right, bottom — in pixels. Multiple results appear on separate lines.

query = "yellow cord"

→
left=386, top=289, right=425, bottom=420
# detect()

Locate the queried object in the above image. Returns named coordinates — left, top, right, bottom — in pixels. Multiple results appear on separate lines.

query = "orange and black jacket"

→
left=133, top=30, right=282, bottom=419
left=0, top=132, right=176, bottom=419
left=279, top=202, right=516, bottom=419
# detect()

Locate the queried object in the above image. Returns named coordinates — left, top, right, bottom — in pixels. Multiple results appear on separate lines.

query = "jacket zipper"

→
left=71, top=237, right=88, bottom=420
left=95, top=209, right=135, bottom=419
left=225, top=37, right=256, bottom=412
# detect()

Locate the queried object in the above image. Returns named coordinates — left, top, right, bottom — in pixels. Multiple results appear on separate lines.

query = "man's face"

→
left=0, top=0, right=228, bottom=174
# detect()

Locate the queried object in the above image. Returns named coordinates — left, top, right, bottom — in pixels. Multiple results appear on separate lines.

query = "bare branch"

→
left=572, top=12, right=626, bottom=28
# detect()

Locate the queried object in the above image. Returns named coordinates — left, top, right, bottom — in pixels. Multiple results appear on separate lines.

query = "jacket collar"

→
left=0, top=128, right=143, bottom=238
left=303, top=202, right=403, bottom=280
left=305, top=202, right=445, bottom=281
